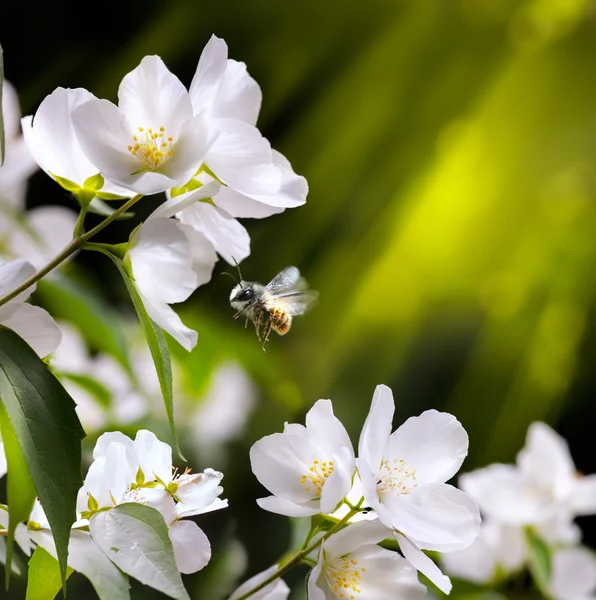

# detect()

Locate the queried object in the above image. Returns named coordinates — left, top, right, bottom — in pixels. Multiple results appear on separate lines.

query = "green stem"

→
left=73, top=203, right=89, bottom=238
left=233, top=506, right=360, bottom=600
left=0, top=194, right=143, bottom=308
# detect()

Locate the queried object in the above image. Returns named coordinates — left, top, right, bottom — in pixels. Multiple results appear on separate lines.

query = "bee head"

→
left=230, top=283, right=255, bottom=307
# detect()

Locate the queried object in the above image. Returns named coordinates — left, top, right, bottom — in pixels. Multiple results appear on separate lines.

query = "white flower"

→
left=550, top=546, right=596, bottom=600
left=229, top=565, right=290, bottom=600
left=308, top=520, right=426, bottom=600
left=77, top=430, right=227, bottom=574
left=460, top=422, right=596, bottom=528
left=0, top=81, right=37, bottom=212
left=440, top=520, right=526, bottom=584
left=21, top=87, right=132, bottom=195
left=126, top=217, right=217, bottom=350
left=250, top=399, right=355, bottom=517
left=6, top=205, right=78, bottom=269
left=71, top=57, right=216, bottom=195
left=0, top=258, right=61, bottom=357
left=356, top=384, right=480, bottom=594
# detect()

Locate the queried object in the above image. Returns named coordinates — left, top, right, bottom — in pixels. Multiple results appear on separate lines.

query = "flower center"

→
left=128, top=126, right=175, bottom=171
left=300, top=459, right=334, bottom=497
left=377, top=458, right=418, bottom=494
left=325, top=557, right=365, bottom=599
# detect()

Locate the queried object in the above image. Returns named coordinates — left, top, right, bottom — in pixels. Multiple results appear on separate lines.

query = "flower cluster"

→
left=442, top=422, right=596, bottom=599
left=232, top=384, right=481, bottom=598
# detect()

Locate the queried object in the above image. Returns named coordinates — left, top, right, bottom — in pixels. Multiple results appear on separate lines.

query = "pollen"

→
left=325, top=556, right=363, bottom=598
left=129, top=125, right=175, bottom=170
left=299, top=458, right=335, bottom=497
left=377, top=458, right=418, bottom=494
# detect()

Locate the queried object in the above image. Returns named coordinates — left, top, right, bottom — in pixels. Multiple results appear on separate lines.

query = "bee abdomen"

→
left=270, top=309, right=292, bottom=335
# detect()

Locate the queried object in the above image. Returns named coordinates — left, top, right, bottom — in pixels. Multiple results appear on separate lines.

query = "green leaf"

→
left=60, top=373, right=111, bottom=408
left=36, top=275, right=132, bottom=373
left=88, top=198, right=134, bottom=219
left=0, top=327, right=85, bottom=589
left=0, top=43, right=4, bottom=167
left=0, top=402, right=36, bottom=586
left=102, top=252, right=183, bottom=459
left=29, top=530, right=130, bottom=600
left=89, top=504, right=189, bottom=600
left=26, top=546, right=71, bottom=600
left=83, top=173, right=105, bottom=192
left=526, top=528, right=553, bottom=599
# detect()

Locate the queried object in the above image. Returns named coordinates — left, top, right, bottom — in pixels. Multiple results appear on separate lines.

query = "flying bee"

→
left=228, top=265, right=319, bottom=351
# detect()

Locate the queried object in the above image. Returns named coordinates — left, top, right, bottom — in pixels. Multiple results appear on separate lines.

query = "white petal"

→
left=189, top=35, right=228, bottom=116
left=0, top=258, right=35, bottom=318
left=168, top=520, right=211, bottom=574
left=388, top=410, right=468, bottom=485
left=358, top=384, right=394, bottom=475
left=2, top=81, right=22, bottom=140
left=387, top=484, right=481, bottom=551
left=129, top=218, right=197, bottom=304
left=93, top=431, right=135, bottom=461
left=150, top=180, right=221, bottom=219
left=250, top=432, right=326, bottom=505
left=2, top=304, right=61, bottom=357
left=139, top=290, right=198, bottom=351
left=517, top=422, right=576, bottom=500
left=177, top=202, right=250, bottom=264
left=118, top=56, right=193, bottom=133
left=551, top=546, right=596, bottom=600
left=215, top=59, right=262, bottom=125
left=177, top=224, right=218, bottom=287
left=229, top=565, right=290, bottom=600
left=396, top=533, right=452, bottom=594
left=256, top=495, right=319, bottom=517
left=569, top=475, right=596, bottom=516
left=22, top=87, right=99, bottom=185
left=319, top=446, right=355, bottom=514
left=9, top=206, right=77, bottom=269
left=175, top=468, right=224, bottom=517
left=213, top=150, right=306, bottom=218
left=460, top=464, right=553, bottom=524
left=133, top=429, right=173, bottom=483
left=323, top=519, right=392, bottom=560
left=306, top=400, right=353, bottom=458
left=206, top=118, right=280, bottom=195
left=307, top=559, right=326, bottom=600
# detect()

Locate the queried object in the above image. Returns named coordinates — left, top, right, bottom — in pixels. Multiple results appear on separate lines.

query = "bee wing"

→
left=274, top=290, right=319, bottom=316
left=266, top=266, right=307, bottom=292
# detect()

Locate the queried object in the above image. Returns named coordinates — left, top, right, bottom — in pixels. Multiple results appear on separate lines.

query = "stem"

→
left=234, top=507, right=360, bottom=600
left=73, top=203, right=89, bottom=238
left=0, top=194, right=143, bottom=308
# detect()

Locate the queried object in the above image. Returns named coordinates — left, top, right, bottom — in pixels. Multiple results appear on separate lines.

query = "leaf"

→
left=0, top=327, right=85, bottom=589
left=0, top=402, right=36, bottom=585
left=26, top=546, right=71, bottom=600
left=60, top=374, right=111, bottom=408
left=88, top=198, right=134, bottom=219
left=30, top=530, right=130, bottom=600
left=89, top=503, right=189, bottom=600
left=525, top=528, right=553, bottom=599
left=0, top=43, right=4, bottom=166
left=36, top=275, right=132, bottom=373
left=101, top=252, right=182, bottom=459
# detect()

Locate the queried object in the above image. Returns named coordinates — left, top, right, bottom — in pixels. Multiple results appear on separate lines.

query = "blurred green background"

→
left=3, top=0, right=596, bottom=597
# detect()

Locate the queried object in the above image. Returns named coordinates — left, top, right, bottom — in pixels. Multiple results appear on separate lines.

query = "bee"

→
left=228, top=265, right=318, bottom=351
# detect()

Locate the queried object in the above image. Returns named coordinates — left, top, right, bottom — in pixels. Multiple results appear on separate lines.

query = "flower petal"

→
left=118, top=56, right=193, bottom=133
left=396, top=532, right=452, bottom=594
left=0, top=258, right=35, bottom=313
left=388, top=410, right=469, bottom=485
left=168, top=520, right=211, bottom=574
left=2, top=304, right=61, bottom=357
left=305, top=399, right=353, bottom=458
left=256, top=495, right=319, bottom=517
left=307, top=558, right=326, bottom=600
left=569, top=474, right=596, bottom=516
left=206, top=118, right=280, bottom=195
left=319, top=446, right=355, bottom=514
left=387, top=484, right=481, bottom=551
left=189, top=35, right=228, bottom=117
left=151, top=180, right=222, bottom=220
left=215, top=59, right=262, bottom=126
left=323, top=519, right=392, bottom=560
left=129, top=218, right=197, bottom=305
left=551, top=546, right=596, bottom=600
left=133, top=429, right=173, bottom=483
left=176, top=223, right=218, bottom=287
left=176, top=202, right=250, bottom=264
left=229, top=565, right=290, bottom=600
left=358, top=384, right=394, bottom=474
left=175, top=468, right=224, bottom=517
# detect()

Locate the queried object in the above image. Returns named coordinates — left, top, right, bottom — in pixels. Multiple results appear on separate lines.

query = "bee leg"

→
left=244, top=316, right=249, bottom=329
left=261, top=321, right=273, bottom=351
left=233, top=310, right=242, bottom=320
left=254, top=314, right=262, bottom=341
